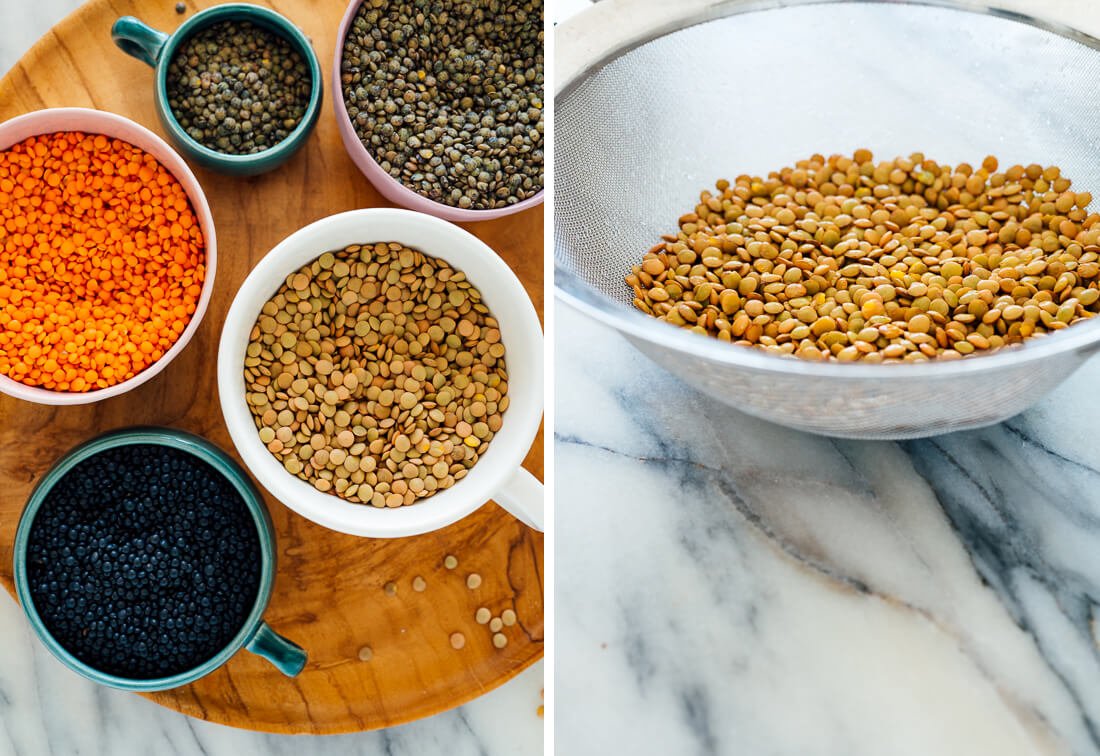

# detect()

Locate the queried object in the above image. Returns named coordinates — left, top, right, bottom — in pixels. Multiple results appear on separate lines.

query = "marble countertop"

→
left=0, top=3, right=542, bottom=755
left=554, top=2, right=1099, bottom=753
left=555, top=305, right=1100, bottom=755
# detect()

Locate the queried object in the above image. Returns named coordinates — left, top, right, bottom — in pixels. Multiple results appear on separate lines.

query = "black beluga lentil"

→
left=340, top=0, right=544, bottom=210
left=26, top=444, right=262, bottom=679
left=166, top=20, right=312, bottom=155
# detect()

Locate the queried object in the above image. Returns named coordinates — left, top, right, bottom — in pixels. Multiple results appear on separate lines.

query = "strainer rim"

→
left=554, top=0, right=1100, bottom=378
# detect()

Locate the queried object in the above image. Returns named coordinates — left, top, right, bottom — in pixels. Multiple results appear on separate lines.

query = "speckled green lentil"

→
left=339, top=0, right=543, bottom=210
left=167, top=20, right=311, bottom=155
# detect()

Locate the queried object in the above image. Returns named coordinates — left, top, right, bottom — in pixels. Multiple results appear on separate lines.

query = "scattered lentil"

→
left=167, top=20, right=311, bottom=155
left=0, top=132, right=205, bottom=390
left=384, top=581, right=398, bottom=596
left=450, top=632, right=466, bottom=649
left=626, top=150, right=1100, bottom=362
left=492, top=632, right=507, bottom=649
left=340, top=0, right=544, bottom=210
left=501, top=608, right=516, bottom=626
left=489, top=617, right=503, bottom=632
left=444, top=554, right=458, bottom=569
left=466, top=573, right=482, bottom=589
left=175, top=2, right=186, bottom=13
left=243, top=242, right=508, bottom=507
left=475, top=607, right=491, bottom=624
left=412, top=575, right=427, bottom=592
left=358, top=645, right=374, bottom=661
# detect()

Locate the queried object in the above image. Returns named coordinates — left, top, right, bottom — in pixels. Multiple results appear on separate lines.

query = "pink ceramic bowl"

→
left=0, top=108, right=217, bottom=405
left=332, top=0, right=544, bottom=222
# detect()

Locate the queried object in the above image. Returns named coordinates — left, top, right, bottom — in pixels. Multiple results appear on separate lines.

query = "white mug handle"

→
left=494, top=467, right=544, bottom=531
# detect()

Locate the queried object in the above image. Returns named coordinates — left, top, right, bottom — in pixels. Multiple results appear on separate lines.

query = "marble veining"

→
left=556, top=304, right=1100, bottom=755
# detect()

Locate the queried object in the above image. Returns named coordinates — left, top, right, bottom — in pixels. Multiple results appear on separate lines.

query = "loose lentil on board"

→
left=340, top=0, right=544, bottom=210
left=166, top=20, right=311, bottom=155
left=627, top=151, right=1100, bottom=362
left=26, top=444, right=261, bottom=680
left=243, top=242, right=509, bottom=507
left=0, top=131, right=205, bottom=390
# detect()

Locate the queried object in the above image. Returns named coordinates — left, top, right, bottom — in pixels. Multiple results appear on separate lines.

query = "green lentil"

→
left=339, top=0, right=543, bottom=210
left=166, top=20, right=311, bottom=155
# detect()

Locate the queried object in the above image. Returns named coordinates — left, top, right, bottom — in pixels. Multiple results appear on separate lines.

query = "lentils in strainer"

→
left=627, top=151, right=1100, bottom=362
left=339, top=0, right=544, bottom=210
left=244, top=242, right=509, bottom=507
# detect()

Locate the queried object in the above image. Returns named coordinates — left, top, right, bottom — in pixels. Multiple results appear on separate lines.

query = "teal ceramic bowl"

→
left=13, top=427, right=307, bottom=692
left=111, top=4, right=322, bottom=176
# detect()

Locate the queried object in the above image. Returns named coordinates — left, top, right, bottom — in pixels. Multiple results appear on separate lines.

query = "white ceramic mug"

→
left=217, top=209, right=543, bottom=537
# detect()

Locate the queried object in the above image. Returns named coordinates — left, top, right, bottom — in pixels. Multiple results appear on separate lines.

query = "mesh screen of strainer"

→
left=555, top=1, right=1100, bottom=305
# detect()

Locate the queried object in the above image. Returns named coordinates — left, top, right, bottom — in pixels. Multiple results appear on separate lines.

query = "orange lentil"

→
left=0, top=131, right=204, bottom=391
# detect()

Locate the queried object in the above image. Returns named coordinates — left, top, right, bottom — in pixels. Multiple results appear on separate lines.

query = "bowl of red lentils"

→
left=0, top=107, right=216, bottom=404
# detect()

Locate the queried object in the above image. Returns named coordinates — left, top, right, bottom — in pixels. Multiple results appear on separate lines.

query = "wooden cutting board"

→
left=0, top=0, right=543, bottom=735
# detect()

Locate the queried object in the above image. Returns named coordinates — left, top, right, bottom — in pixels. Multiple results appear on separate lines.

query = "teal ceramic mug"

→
left=13, top=427, right=307, bottom=692
left=111, top=4, right=323, bottom=176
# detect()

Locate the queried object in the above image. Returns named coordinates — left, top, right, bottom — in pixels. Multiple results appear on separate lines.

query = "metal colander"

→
left=555, top=0, right=1100, bottom=439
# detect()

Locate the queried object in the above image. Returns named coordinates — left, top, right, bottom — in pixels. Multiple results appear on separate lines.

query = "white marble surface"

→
left=555, top=2, right=1100, bottom=752
left=0, top=3, right=542, bottom=755
left=555, top=304, right=1100, bottom=755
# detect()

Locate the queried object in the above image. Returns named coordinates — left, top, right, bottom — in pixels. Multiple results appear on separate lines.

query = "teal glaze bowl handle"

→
left=245, top=622, right=307, bottom=677
left=111, top=17, right=169, bottom=67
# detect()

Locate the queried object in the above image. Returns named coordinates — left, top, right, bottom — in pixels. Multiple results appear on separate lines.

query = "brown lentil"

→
left=243, top=242, right=508, bottom=506
left=626, top=151, right=1100, bottom=362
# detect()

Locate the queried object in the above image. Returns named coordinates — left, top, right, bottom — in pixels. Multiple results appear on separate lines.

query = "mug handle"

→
left=111, top=17, right=170, bottom=67
left=245, top=621, right=308, bottom=677
left=494, top=467, right=544, bottom=532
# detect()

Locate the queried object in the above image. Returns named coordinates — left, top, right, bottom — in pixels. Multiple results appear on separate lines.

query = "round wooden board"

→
left=0, top=0, right=543, bottom=735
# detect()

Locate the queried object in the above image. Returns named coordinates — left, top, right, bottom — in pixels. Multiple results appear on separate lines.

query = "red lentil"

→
left=0, top=131, right=205, bottom=391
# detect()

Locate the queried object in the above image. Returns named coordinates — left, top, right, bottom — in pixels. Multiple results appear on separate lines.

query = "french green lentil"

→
left=340, top=0, right=544, bottom=210
left=167, top=20, right=311, bottom=155
left=627, top=150, right=1100, bottom=362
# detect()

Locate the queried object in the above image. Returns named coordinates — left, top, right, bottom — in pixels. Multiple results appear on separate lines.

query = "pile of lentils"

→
left=340, top=0, right=544, bottom=210
left=166, top=20, right=311, bottom=155
left=244, top=242, right=509, bottom=507
left=26, top=444, right=261, bottom=679
left=0, top=131, right=206, bottom=391
left=627, top=150, right=1100, bottom=362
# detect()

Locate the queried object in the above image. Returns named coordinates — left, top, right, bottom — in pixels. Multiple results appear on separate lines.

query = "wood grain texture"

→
left=0, top=0, right=543, bottom=735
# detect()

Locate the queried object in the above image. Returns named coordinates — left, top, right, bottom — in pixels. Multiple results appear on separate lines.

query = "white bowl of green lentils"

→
left=217, top=209, right=543, bottom=538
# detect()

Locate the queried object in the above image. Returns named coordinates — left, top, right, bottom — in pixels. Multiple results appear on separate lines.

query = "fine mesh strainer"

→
left=555, top=0, right=1100, bottom=439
